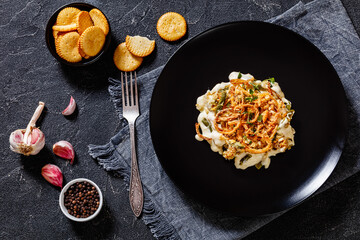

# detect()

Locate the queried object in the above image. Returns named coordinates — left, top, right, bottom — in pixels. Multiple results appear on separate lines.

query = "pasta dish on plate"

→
left=195, top=72, right=295, bottom=169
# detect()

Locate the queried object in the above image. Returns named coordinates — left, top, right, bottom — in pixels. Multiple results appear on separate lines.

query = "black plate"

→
left=149, top=21, right=347, bottom=216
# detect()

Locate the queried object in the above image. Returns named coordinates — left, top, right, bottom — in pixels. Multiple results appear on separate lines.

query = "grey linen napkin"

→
left=89, top=0, right=360, bottom=239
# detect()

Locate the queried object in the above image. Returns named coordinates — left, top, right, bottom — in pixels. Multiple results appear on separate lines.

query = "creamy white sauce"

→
left=195, top=71, right=295, bottom=170
left=228, top=72, right=254, bottom=80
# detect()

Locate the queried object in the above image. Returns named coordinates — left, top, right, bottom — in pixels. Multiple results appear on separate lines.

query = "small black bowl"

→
left=45, top=2, right=111, bottom=67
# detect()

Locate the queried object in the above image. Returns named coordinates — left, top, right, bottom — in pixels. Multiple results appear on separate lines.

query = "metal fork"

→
left=121, top=71, right=143, bottom=217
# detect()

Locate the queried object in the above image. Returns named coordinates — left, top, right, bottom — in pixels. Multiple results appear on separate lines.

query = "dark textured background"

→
left=1, top=0, right=359, bottom=239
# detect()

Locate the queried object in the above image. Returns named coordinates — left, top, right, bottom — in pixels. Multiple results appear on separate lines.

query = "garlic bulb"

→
left=9, top=101, right=45, bottom=156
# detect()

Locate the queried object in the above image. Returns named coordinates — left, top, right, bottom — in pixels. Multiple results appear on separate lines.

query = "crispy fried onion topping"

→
left=197, top=79, right=289, bottom=154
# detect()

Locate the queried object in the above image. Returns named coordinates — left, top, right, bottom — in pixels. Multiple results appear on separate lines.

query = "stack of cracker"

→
left=113, top=35, right=156, bottom=72
left=112, top=12, right=186, bottom=72
left=52, top=7, right=109, bottom=63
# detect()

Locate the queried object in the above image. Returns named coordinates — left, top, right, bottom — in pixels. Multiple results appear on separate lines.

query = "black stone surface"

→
left=0, top=0, right=359, bottom=239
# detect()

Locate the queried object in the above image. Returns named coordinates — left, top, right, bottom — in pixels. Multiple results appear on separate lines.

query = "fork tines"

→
left=121, top=71, right=138, bottom=107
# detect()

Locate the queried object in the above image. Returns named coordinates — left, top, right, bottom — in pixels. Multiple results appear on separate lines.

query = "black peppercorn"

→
left=64, top=181, right=100, bottom=218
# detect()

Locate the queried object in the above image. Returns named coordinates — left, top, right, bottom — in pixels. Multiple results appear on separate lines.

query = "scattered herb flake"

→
left=250, top=82, right=260, bottom=90
left=264, top=77, right=275, bottom=83
left=201, top=119, right=212, bottom=132
left=216, top=91, right=227, bottom=112
left=246, top=96, right=258, bottom=102
left=240, top=154, right=252, bottom=164
left=255, top=162, right=263, bottom=170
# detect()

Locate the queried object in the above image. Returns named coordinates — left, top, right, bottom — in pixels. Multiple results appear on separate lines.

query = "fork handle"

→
left=128, top=122, right=144, bottom=217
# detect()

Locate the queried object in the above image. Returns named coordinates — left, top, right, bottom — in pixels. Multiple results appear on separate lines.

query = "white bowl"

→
left=59, top=178, right=103, bottom=222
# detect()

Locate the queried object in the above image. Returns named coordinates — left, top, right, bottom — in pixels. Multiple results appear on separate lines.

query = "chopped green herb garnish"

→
left=255, top=162, right=263, bottom=170
left=238, top=72, right=242, bottom=79
left=240, top=154, right=252, bottom=164
left=246, top=96, right=258, bottom=102
left=219, top=91, right=226, bottom=103
left=247, top=112, right=254, bottom=123
left=249, top=112, right=254, bottom=120
left=249, top=89, right=254, bottom=95
left=250, top=82, right=260, bottom=90
left=216, top=91, right=227, bottom=112
left=234, top=142, right=244, bottom=149
left=202, top=118, right=210, bottom=127
left=272, top=133, right=278, bottom=141
left=202, top=119, right=212, bottom=132
left=264, top=77, right=275, bottom=84
left=257, top=114, right=263, bottom=122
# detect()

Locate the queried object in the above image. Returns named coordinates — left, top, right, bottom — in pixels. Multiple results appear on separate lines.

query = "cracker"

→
left=125, top=35, right=155, bottom=57
left=55, top=34, right=63, bottom=56
left=156, top=12, right=187, bottom=41
left=56, top=7, right=81, bottom=25
left=78, top=42, right=90, bottom=59
left=56, top=32, right=82, bottom=63
left=113, top=42, right=143, bottom=72
left=76, top=11, right=94, bottom=35
left=53, top=30, right=68, bottom=41
left=89, top=8, right=109, bottom=35
left=53, top=23, right=77, bottom=32
left=79, top=26, right=105, bottom=57
left=53, top=30, right=59, bottom=39
left=53, top=30, right=58, bottom=39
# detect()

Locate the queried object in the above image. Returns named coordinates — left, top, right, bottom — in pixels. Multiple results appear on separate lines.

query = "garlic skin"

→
left=9, top=102, right=45, bottom=156
left=41, top=164, right=63, bottom=188
left=53, top=141, right=75, bottom=164
left=62, top=96, right=76, bottom=116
